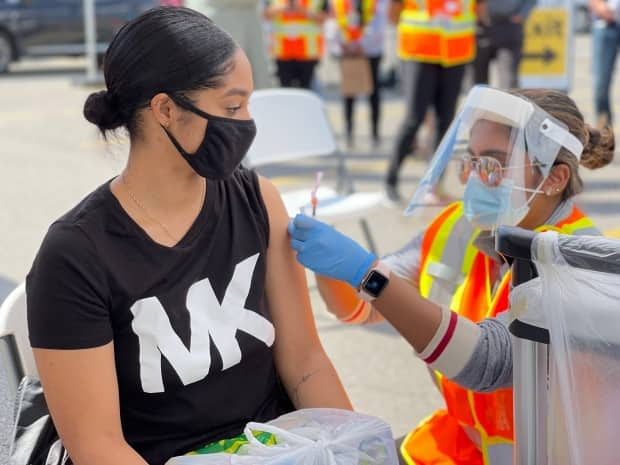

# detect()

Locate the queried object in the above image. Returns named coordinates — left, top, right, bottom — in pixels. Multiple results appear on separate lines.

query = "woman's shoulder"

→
left=227, top=167, right=270, bottom=215
left=60, top=181, right=112, bottom=225
left=221, top=167, right=272, bottom=243
left=38, top=182, right=114, bottom=260
left=27, top=185, right=114, bottom=350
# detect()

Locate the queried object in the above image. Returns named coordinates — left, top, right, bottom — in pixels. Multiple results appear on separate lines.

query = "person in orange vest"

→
left=327, top=0, right=389, bottom=147
left=288, top=86, right=615, bottom=465
left=385, top=0, right=477, bottom=204
left=264, top=0, right=329, bottom=89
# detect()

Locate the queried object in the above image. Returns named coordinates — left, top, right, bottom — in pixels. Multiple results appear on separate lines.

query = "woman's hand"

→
left=288, top=214, right=376, bottom=289
left=590, top=0, right=616, bottom=22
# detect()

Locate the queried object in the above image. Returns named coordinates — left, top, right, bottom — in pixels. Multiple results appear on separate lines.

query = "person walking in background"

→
left=590, top=0, right=620, bottom=128
left=184, top=0, right=274, bottom=89
left=473, top=0, right=536, bottom=89
left=264, top=0, right=328, bottom=89
left=385, top=0, right=476, bottom=204
left=328, top=0, right=389, bottom=148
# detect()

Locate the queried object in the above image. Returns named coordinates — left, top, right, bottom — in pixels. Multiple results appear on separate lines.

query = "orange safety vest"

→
left=401, top=201, right=598, bottom=465
left=271, top=0, right=325, bottom=60
left=398, top=0, right=476, bottom=66
left=332, top=0, right=378, bottom=43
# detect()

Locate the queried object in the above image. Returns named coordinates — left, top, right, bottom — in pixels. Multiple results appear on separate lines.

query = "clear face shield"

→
left=405, top=86, right=584, bottom=231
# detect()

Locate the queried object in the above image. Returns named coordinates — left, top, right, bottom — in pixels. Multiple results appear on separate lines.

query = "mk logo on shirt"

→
left=129, top=253, right=275, bottom=393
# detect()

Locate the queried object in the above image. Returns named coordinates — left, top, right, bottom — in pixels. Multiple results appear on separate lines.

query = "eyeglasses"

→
left=459, top=154, right=545, bottom=188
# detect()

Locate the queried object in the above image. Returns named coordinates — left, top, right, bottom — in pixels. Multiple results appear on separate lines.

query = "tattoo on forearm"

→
left=293, top=369, right=321, bottom=404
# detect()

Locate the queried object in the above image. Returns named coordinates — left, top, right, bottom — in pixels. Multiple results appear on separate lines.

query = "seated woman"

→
left=25, top=7, right=351, bottom=465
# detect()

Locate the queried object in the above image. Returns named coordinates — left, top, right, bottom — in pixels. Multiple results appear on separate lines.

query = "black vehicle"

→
left=0, top=0, right=162, bottom=72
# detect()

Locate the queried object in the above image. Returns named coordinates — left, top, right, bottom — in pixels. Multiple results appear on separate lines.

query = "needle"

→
left=311, top=171, right=323, bottom=217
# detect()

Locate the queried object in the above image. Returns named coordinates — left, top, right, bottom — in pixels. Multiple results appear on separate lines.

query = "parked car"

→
left=0, top=0, right=167, bottom=73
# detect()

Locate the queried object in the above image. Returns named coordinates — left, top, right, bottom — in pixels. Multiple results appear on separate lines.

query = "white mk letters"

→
left=130, top=254, right=274, bottom=393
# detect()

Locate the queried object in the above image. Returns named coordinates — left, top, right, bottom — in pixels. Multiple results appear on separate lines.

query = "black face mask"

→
left=162, top=99, right=257, bottom=180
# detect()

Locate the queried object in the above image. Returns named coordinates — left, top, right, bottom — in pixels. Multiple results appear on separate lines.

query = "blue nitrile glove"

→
left=288, top=214, right=377, bottom=288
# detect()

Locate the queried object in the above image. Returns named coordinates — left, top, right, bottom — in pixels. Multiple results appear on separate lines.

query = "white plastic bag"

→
left=165, top=408, right=398, bottom=465
left=514, top=231, right=620, bottom=465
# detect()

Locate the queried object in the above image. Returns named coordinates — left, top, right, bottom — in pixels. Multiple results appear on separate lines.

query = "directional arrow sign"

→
left=519, top=7, right=571, bottom=90
left=522, top=48, right=557, bottom=65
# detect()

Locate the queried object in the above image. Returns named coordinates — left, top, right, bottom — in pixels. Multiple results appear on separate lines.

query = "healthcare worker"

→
left=288, top=86, right=615, bottom=465
left=264, top=0, right=329, bottom=89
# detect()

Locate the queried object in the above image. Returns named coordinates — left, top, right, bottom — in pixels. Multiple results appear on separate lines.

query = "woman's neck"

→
left=519, top=195, right=564, bottom=231
left=122, top=141, right=205, bottom=214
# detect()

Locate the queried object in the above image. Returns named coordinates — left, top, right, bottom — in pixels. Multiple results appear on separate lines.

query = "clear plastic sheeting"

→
left=166, top=408, right=398, bottom=465
left=514, top=231, right=620, bottom=465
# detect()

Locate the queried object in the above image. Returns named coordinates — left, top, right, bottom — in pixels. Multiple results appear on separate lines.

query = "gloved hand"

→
left=288, top=214, right=376, bottom=289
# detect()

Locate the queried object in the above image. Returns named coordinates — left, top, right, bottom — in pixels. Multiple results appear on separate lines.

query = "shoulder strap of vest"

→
left=535, top=204, right=595, bottom=235
left=420, top=202, right=463, bottom=268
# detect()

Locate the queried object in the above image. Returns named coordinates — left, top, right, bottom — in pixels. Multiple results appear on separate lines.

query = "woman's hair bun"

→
left=581, top=124, right=615, bottom=170
left=83, top=90, right=125, bottom=133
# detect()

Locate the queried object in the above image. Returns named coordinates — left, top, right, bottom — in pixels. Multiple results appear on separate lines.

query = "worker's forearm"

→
left=371, top=274, right=443, bottom=352
left=372, top=275, right=480, bottom=377
left=373, top=275, right=513, bottom=392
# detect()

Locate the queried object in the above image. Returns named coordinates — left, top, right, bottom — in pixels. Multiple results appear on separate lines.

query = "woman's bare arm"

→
left=259, top=177, right=352, bottom=410
left=33, top=343, right=148, bottom=465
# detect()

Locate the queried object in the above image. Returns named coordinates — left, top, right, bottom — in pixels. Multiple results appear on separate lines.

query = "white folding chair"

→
left=246, top=88, right=385, bottom=253
left=0, top=284, right=36, bottom=399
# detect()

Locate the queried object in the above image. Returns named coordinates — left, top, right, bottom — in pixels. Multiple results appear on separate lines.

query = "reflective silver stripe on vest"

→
left=487, top=443, right=512, bottom=465
left=399, top=15, right=475, bottom=33
left=426, top=214, right=477, bottom=307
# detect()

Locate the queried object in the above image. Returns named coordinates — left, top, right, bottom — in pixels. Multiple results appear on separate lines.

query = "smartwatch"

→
left=358, top=261, right=391, bottom=302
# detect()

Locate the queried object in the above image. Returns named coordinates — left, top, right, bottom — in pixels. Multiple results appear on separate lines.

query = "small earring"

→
left=556, top=188, right=561, bottom=192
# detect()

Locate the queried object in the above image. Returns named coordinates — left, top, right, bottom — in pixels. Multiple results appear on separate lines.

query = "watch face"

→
left=363, top=270, right=389, bottom=297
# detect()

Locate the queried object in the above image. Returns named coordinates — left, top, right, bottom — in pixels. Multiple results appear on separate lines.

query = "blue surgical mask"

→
left=464, top=174, right=523, bottom=230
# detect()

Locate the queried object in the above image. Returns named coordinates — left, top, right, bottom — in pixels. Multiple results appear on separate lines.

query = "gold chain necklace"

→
left=120, top=172, right=205, bottom=244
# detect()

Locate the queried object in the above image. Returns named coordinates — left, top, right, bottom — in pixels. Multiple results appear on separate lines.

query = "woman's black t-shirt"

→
left=26, top=168, right=293, bottom=465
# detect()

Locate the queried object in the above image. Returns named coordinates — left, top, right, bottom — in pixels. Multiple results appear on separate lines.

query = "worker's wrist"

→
left=350, top=254, right=377, bottom=289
